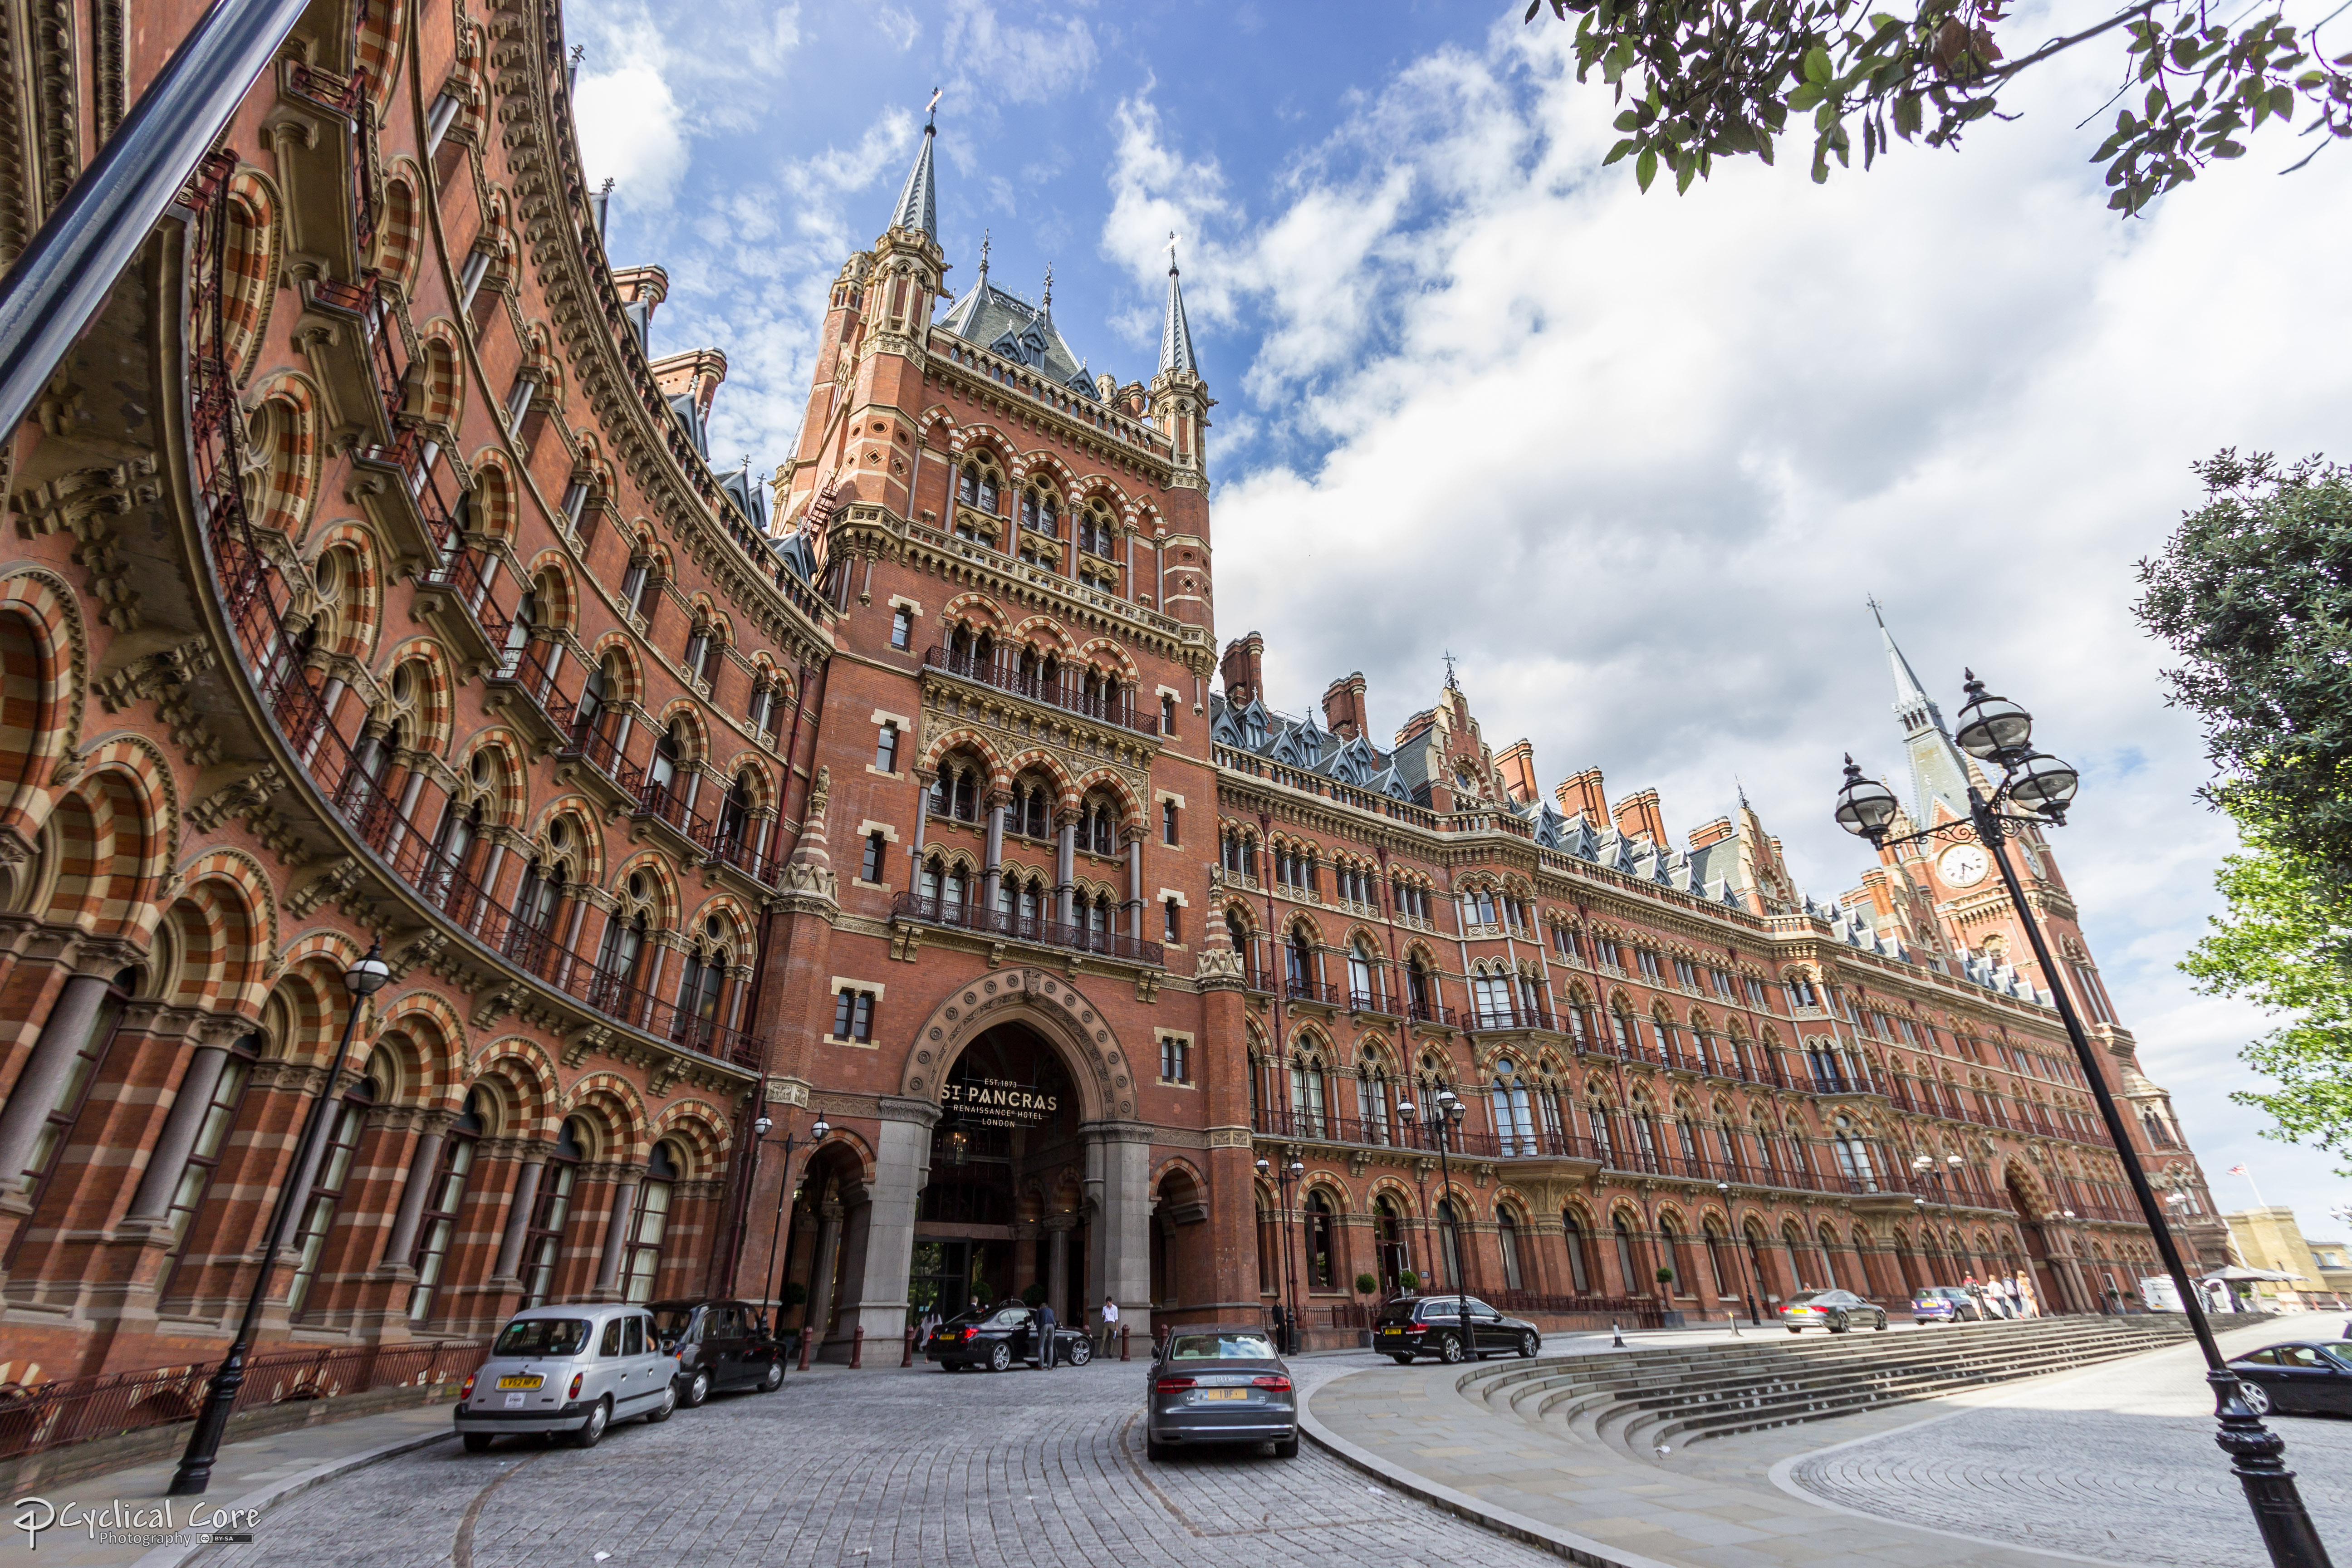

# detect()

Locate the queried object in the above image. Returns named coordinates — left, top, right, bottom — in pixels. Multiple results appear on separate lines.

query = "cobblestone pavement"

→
left=1784, top=1331, right=2352, bottom=1567
left=183, top=1355, right=1565, bottom=1568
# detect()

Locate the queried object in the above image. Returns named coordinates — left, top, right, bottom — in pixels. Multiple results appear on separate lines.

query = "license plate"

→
left=1199, top=1388, right=1248, bottom=1401
left=496, top=1375, right=544, bottom=1389
left=1381, top=1328, right=1403, bottom=1337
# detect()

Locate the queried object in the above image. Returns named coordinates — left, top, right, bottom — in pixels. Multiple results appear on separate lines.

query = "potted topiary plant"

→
left=1399, top=1269, right=1421, bottom=1295
left=1655, top=1266, right=1685, bottom=1328
left=1354, top=1273, right=1380, bottom=1346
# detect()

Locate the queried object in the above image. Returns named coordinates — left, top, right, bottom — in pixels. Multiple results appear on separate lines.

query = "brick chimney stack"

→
left=1321, top=672, right=1369, bottom=740
left=1556, top=767, right=1607, bottom=822
left=1220, top=632, right=1265, bottom=707
left=1614, top=788, right=1668, bottom=846
left=1495, top=740, right=1538, bottom=805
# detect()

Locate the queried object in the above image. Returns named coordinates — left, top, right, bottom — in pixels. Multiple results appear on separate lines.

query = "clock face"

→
left=1938, top=844, right=1989, bottom=888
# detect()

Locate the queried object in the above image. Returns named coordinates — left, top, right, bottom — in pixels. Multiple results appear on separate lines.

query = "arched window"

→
left=1374, top=1196, right=1407, bottom=1292
left=1472, top=972, right=1512, bottom=1028
left=716, top=771, right=754, bottom=850
left=154, top=1029, right=262, bottom=1299
left=1305, top=1192, right=1335, bottom=1289
left=1288, top=1053, right=1328, bottom=1138
left=1832, top=1115, right=1879, bottom=1192
left=1437, top=1198, right=1465, bottom=1290
left=1490, top=1058, right=1535, bottom=1156
left=622, top=1141, right=681, bottom=1302
left=1498, top=1207, right=1524, bottom=1291
left=648, top=719, right=684, bottom=796
left=522, top=1117, right=585, bottom=1308
left=1563, top=1213, right=1592, bottom=1294
left=1657, top=1216, right=1687, bottom=1297
left=1347, top=941, right=1378, bottom=1008
left=1705, top=1223, right=1733, bottom=1297
left=1286, top=930, right=1315, bottom=992
left=1359, top=1062, right=1392, bottom=1145
left=409, top=1087, right=487, bottom=1321
left=1612, top=1216, right=1641, bottom=1297
left=287, top=1060, right=381, bottom=1316
left=1406, top=956, right=1434, bottom=1017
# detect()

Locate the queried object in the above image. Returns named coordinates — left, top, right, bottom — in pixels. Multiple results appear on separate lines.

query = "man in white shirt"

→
left=1098, top=1294, right=1120, bottom=1354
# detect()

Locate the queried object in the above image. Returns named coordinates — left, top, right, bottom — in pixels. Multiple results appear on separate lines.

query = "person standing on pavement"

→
left=1099, top=1294, right=1119, bottom=1355
left=1036, top=1299, right=1059, bottom=1368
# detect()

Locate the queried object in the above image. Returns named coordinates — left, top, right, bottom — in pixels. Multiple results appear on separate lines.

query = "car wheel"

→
left=644, top=1382, right=678, bottom=1424
left=462, top=1434, right=495, bottom=1453
left=760, top=1360, right=784, bottom=1392
left=2239, top=1381, right=2273, bottom=1416
left=1147, top=1436, right=1171, bottom=1462
left=987, top=1342, right=1013, bottom=1373
left=571, top=1397, right=611, bottom=1449
left=1436, top=1333, right=1467, bottom=1365
left=1875, top=1313, right=1888, bottom=1332
left=1390, top=1353, right=1415, bottom=1365
left=1273, top=1436, right=1300, bottom=1459
left=1068, top=1338, right=1093, bottom=1367
left=682, top=1368, right=711, bottom=1408
left=1518, top=1331, right=1540, bottom=1359
left=1787, top=1327, right=1802, bottom=1335
left=1828, top=1312, right=1848, bottom=1335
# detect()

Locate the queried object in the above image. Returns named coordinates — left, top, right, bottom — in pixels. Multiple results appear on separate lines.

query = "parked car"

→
left=455, top=1303, right=679, bottom=1450
left=1372, top=1295, right=1542, bottom=1364
left=647, top=1298, right=786, bottom=1405
left=2228, top=1342, right=2352, bottom=1416
left=1911, top=1286, right=1985, bottom=1323
left=924, top=1303, right=1094, bottom=1372
left=1779, top=1289, right=1889, bottom=1334
left=1146, top=1325, right=1297, bottom=1460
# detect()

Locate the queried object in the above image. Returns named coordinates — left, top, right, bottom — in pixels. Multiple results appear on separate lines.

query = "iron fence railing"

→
left=891, top=892, right=1165, bottom=966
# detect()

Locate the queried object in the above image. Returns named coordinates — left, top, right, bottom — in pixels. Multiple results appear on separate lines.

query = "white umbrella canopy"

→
left=2201, top=1266, right=2301, bottom=1282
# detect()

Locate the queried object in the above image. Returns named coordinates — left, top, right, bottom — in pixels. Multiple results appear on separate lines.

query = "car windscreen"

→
left=649, top=1306, right=696, bottom=1343
left=1168, top=1333, right=1278, bottom=1361
left=494, top=1318, right=590, bottom=1357
left=985, top=1308, right=1031, bottom=1328
left=2320, top=1342, right=2352, bottom=1365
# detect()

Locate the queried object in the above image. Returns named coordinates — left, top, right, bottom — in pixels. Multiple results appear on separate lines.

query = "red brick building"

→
left=0, top=0, right=2226, bottom=1392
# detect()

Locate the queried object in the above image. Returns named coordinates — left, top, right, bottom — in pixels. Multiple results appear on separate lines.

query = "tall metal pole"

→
left=1433, top=1110, right=1471, bottom=1357
left=0, top=0, right=314, bottom=438
left=1972, top=787, right=2331, bottom=1568
left=169, top=990, right=367, bottom=1496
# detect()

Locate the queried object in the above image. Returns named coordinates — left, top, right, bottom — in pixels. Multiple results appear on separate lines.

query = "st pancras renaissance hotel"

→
left=0, top=0, right=2234, bottom=1415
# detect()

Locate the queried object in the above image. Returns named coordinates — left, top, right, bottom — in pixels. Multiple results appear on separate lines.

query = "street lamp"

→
left=1256, top=1156, right=1305, bottom=1354
left=751, top=1112, right=828, bottom=1339
left=170, top=940, right=390, bottom=1495
left=1717, top=1181, right=1761, bottom=1325
left=1837, top=674, right=2329, bottom=1568
left=1397, top=1088, right=1473, bottom=1361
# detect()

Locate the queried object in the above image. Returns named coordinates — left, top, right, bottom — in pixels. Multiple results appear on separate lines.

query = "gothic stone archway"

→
left=902, top=966, right=1138, bottom=1120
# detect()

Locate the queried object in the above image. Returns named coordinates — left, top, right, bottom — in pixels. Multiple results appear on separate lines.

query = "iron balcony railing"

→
left=921, top=645, right=1159, bottom=735
left=892, top=892, right=1165, bottom=966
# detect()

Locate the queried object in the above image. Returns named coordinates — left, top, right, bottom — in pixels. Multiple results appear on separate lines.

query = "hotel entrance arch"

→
left=826, top=969, right=1154, bottom=1354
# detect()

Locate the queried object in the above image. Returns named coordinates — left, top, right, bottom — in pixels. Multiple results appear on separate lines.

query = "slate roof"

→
left=937, top=278, right=1101, bottom=399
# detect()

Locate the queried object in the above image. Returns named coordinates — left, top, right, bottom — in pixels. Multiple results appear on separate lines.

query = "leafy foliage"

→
left=2136, top=451, right=2352, bottom=883
left=1527, top=0, right=2352, bottom=211
left=2180, top=831, right=2352, bottom=1175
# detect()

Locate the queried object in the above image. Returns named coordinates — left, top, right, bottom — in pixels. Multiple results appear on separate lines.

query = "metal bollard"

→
left=1119, top=1324, right=1130, bottom=1362
left=1611, top=1320, right=1625, bottom=1348
left=797, top=1330, right=813, bottom=1372
left=850, top=1327, right=864, bottom=1369
left=902, top=1328, right=916, bottom=1367
left=1729, top=1309, right=1741, bottom=1338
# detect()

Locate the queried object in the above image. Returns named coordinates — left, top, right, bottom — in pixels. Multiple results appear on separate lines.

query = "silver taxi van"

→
left=455, top=1303, right=679, bottom=1450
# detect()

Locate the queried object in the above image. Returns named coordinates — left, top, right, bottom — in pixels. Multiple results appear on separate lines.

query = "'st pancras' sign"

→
left=941, top=1073, right=1058, bottom=1126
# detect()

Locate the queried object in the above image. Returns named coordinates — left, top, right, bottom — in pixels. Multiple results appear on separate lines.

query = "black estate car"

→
left=926, top=1303, right=1095, bottom=1372
left=647, top=1298, right=786, bottom=1405
left=1373, top=1295, right=1542, bottom=1364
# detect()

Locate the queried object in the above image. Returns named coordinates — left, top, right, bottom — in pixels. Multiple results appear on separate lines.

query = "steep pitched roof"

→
left=890, top=121, right=937, bottom=237
left=1159, top=250, right=1197, bottom=377
left=938, top=276, right=1100, bottom=398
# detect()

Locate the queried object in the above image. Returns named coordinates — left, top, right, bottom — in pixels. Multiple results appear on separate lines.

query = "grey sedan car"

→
left=1144, top=1325, right=1298, bottom=1460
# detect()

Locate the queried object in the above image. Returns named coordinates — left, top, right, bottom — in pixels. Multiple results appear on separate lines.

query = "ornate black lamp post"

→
left=1836, top=673, right=2332, bottom=1568
left=1397, top=1088, right=1472, bottom=1361
left=1255, top=1156, right=1305, bottom=1354
left=1716, top=1181, right=1762, bottom=1325
left=169, top=941, right=391, bottom=1496
left=748, top=1110, right=829, bottom=1338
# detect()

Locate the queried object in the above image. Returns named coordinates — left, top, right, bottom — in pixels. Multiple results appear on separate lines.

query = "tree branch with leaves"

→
left=1529, top=0, right=2352, bottom=211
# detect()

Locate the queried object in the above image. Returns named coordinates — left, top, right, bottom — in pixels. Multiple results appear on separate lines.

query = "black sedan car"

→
left=647, top=1298, right=786, bottom=1405
left=2228, top=1342, right=2352, bottom=1416
left=1372, top=1295, right=1542, bottom=1364
left=925, top=1303, right=1094, bottom=1372
left=1778, top=1288, right=1889, bottom=1333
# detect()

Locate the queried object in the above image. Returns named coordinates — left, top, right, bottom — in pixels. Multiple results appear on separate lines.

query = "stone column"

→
left=1054, top=813, right=1077, bottom=926
left=593, top=1173, right=641, bottom=1299
left=907, top=771, right=933, bottom=891
left=981, top=794, right=1007, bottom=916
left=122, top=1043, right=232, bottom=1220
left=1124, top=832, right=1144, bottom=939
left=1047, top=1215, right=1073, bottom=1318
left=807, top=1200, right=845, bottom=1342
left=380, top=1124, right=449, bottom=1271
left=492, top=1154, right=546, bottom=1282
left=838, top=1095, right=939, bottom=1351
left=0, top=971, right=115, bottom=1191
left=1083, top=1119, right=1156, bottom=1342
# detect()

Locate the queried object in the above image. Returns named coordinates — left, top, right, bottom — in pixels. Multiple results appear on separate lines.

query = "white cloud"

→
left=941, top=0, right=1096, bottom=108
left=1130, top=5, right=2352, bottom=1227
left=575, top=58, right=690, bottom=206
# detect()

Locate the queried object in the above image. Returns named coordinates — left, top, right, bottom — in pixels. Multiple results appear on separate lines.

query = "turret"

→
left=1149, top=236, right=1207, bottom=489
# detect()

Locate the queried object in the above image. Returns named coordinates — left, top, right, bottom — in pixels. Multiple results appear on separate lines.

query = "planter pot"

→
left=1658, top=1310, right=1687, bottom=1328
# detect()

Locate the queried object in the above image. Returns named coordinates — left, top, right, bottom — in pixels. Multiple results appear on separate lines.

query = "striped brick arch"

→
left=0, top=571, right=83, bottom=851
left=220, top=171, right=280, bottom=386
left=468, top=1037, right=563, bottom=1138
left=564, top=1074, right=653, bottom=1163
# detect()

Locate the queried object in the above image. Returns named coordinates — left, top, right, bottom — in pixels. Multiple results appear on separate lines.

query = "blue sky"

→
left=568, top=0, right=2352, bottom=1249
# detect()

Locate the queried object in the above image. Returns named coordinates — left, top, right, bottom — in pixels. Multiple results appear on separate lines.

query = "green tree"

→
left=2139, top=450, right=2352, bottom=1171
left=2180, top=830, right=2352, bottom=1175
left=1526, top=0, right=2352, bottom=210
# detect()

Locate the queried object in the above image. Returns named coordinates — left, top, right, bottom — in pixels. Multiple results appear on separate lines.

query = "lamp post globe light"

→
left=1396, top=1087, right=1474, bottom=1360
left=1836, top=675, right=2330, bottom=1568
left=169, top=941, right=391, bottom=1496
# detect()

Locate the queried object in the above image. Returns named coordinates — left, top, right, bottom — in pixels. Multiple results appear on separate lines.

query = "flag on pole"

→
left=2229, top=1165, right=2248, bottom=1175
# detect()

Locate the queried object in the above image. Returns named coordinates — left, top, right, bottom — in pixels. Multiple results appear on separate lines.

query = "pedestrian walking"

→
left=2001, top=1276, right=2021, bottom=1319
left=1098, top=1294, right=1120, bottom=1355
left=1036, top=1299, right=1059, bottom=1368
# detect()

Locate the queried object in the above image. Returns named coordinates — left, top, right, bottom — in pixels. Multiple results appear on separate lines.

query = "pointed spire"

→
left=976, top=230, right=990, bottom=286
left=889, top=93, right=939, bottom=237
left=1157, top=231, right=1197, bottom=377
left=1869, top=603, right=1972, bottom=821
left=1040, top=264, right=1053, bottom=318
